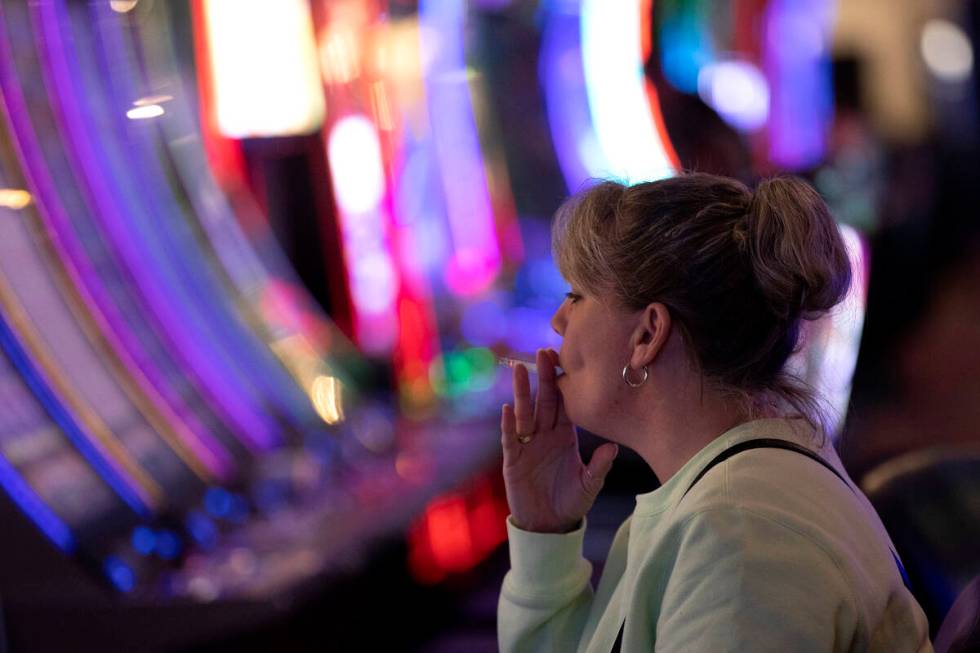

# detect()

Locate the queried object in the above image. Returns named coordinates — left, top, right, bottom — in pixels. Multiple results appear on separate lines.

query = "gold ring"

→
left=517, top=433, right=533, bottom=444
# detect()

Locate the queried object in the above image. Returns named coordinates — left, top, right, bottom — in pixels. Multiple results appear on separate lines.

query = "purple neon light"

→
left=0, top=4, right=235, bottom=477
left=0, top=20, right=153, bottom=505
left=0, top=10, right=227, bottom=485
left=86, top=0, right=314, bottom=428
left=419, top=0, right=501, bottom=296
left=30, top=1, right=278, bottom=451
left=140, top=10, right=350, bottom=429
left=35, top=5, right=243, bottom=469
left=0, top=121, right=234, bottom=480
left=764, top=0, right=834, bottom=170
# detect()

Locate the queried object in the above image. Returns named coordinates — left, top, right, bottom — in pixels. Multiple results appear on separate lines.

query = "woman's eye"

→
left=565, top=292, right=581, bottom=304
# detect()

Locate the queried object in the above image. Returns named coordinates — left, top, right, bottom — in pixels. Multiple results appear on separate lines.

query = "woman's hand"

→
left=501, top=348, right=619, bottom=533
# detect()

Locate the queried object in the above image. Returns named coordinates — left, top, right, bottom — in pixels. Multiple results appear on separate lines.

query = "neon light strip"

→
left=0, top=69, right=225, bottom=485
left=0, top=6, right=158, bottom=511
left=0, top=20, right=239, bottom=478
left=0, top=443, right=74, bottom=551
left=140, top=3, right=342, bottom=431
left=540, top=1, right=609, bottom=191
left=0, top=208, right=193, bottom=502
left=31, top=0, right=279, bottom=450
left=419, top=0, right=501, bottom=296
left=317, top=3, right=442, bottom=408
left=0, top=275, right=161, bottom=509
left=581, top=0, right=676, bottom=182
left=87, top=0, right=317, bottom=429
left=0, top=309, right=149, bottom=515
left=77, top=0, right=287, bottom=441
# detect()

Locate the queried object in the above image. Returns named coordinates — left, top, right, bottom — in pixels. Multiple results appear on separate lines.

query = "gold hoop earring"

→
left=622, top=364, right=649, bottom=388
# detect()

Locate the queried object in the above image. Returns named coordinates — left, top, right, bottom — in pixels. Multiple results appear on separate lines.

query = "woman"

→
left=497, top=173, right=932, bottom=652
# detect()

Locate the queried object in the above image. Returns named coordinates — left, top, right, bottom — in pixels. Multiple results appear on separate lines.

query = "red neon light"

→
left=641, top=0, right=681, bottom=171
left=394, top=296, right=438, bottom=409
left=407, top=472, right=510, bottom=584
left=425, top=494, right=476, bottom=573
left=190, top=1, right=250, bottom=194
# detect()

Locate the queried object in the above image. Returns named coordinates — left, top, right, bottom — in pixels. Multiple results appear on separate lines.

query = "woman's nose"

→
left=550, top=304, right=566, bottom=337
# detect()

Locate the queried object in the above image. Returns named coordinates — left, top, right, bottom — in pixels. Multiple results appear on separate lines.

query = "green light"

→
left=446, top=352, right=473, bottom=385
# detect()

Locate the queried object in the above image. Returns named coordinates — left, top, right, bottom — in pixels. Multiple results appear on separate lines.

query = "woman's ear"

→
left=629, top=302, right=671, bottom=369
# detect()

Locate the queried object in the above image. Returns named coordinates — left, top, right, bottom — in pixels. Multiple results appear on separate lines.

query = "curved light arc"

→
left=581, top=0, right=676, bottom=183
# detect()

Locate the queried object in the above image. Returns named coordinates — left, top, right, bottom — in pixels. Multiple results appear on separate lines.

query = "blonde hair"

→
left=552, top=172, right=852, bottom=439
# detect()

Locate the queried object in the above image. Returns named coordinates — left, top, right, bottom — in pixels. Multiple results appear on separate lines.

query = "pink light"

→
left=445, top=249, right=501, bottom=296
left=420, top=0, right=502, bottom=296
left=327, top=115, right=386, bottom=214
left=326, top=114, right=399, bottom=354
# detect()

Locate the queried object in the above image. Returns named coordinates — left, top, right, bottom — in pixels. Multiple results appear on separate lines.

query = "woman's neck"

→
left=607, top=329, right=777, bottom=484
left=624, top=380, right=758, bottom=485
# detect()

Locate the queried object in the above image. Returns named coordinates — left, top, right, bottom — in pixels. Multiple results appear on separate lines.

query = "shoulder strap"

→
left=682, top=437, right=852, bottom=499
left=610, top=438, right=911, bottom=652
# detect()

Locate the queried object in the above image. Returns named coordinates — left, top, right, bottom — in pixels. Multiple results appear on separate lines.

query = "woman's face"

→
left=550, top=285, right=637, bottom=437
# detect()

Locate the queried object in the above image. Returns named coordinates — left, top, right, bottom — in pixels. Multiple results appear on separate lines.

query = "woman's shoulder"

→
left=673, top=441, right=868, bottom=535
left=661, top=443, right=900, bottom=588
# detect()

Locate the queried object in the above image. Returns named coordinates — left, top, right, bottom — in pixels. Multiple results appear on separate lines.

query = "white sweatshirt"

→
left=498, top=417, right=933, bottom=652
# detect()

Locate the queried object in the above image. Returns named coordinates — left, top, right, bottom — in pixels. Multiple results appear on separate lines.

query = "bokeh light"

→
left=921, top=19, right=974, bottom=84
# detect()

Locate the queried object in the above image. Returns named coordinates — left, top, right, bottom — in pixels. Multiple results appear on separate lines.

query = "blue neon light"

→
left=103, top=556, right=135, bottom=592
left=0, top=314, right=150, bottom=515
left=131, top=525, right=156, bottom=555
left=0, top=449, right=74, bottom=551
left=204, top=486, right=247, bottom=522
left=155, top=530, right=182, bottom=560
left=660, top=4, right=715, bottom=94
left=186, top=510, right=218, bottom=550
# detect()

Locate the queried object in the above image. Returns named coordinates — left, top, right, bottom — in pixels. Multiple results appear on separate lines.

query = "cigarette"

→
left=497, top=356, right=564, bottom=376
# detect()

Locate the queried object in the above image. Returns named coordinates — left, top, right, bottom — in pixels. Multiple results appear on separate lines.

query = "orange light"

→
left=0, top=189, right=32, bottom=210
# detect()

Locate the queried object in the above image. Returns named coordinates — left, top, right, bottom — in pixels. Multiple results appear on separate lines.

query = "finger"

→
left=582, top=443, right=619, bottom=497
left=500, top=404, right=522, bottom=460
left=555, top=387, right=572, bottom=427
left=534, top=349, right=558, bottom=430
left=546, top=348, right=561, bottom=371
left=513, top=363, right=535, bottom=437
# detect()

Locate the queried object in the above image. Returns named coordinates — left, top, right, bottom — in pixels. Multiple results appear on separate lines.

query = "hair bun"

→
left=745, top=177, right=852, bottom=320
